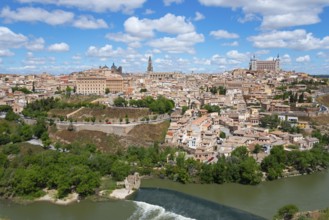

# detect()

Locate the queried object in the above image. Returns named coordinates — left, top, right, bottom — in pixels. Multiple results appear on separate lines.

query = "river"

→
left=1, top=171, right=329, bottom=220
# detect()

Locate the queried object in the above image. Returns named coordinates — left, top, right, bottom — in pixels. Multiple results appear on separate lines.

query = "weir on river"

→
left=1, top=171, right=329, bottom=220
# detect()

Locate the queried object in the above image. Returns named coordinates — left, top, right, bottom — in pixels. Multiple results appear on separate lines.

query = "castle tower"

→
left=147, top=56, right=153, bottom=73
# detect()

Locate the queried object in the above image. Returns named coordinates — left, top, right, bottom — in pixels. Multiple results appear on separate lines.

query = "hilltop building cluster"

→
left=0, top=55, right=327, bottom=163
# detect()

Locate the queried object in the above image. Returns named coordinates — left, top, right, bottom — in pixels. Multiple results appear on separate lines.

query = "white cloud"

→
left=111, top=13, right=202, bottom=53
left=106, top=32, right=143, bottom=48
left=86, top=44, right=129, bottom=58
left=194, top=12, right=205, bottom=21
left=281, top=54, right=292, bottom=64
left=210, top=30, right=239, bottom=39
left=222, top=41, right=239, bottom=46
left=163, top=0, right=184, bottom=6
left=317, top=52, right=327, bottom=58
left=124, top=17, right=154, bottom=38
left=1, top=7, right=108, bottom=29
left=210, top=54, right=227, bottom=65
left=73, top=16, right=108, bottom=29
left=0, top=49, right=14, bottom=56
left=23, top=52, right=47, bottom=65
left=0, top=26, right=27, bottom=49
left=296, top=55, right=311, bottom=63
left=16, top=0, right=147, bottom=13
left=0, top=7, right=74, bottom=25
left=72, top=55, right=82, bottom=60
left=124, top=13, right=195, bottom=38
left=193, top=57, right=211, bottom=66
left=148, top=32, right=204, bottom=54
left=248, top=29, right=329, bottom=50
left=198, top=0, right=329, bottom=29
left=255, top=50, right=270, bottom=55
left=238, top=13, right=261, bottom=23
left=48, top=42, right=70, bottom=52
left=143, top=9, right=155, bottom=15
left=25, top=38, right=45, bottom=51
left=226, top=50, right=248, bottom=61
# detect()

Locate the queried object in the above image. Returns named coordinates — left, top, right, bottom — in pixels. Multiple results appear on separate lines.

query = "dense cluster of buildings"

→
left=0, top=56, right=327, bottom=163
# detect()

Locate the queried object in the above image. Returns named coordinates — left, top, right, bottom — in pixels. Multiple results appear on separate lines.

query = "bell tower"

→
left=147, top=56, right=153, bottom=73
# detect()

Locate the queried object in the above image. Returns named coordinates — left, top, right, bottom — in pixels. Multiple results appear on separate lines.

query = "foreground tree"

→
left=273, top=204, right=299, bottom=220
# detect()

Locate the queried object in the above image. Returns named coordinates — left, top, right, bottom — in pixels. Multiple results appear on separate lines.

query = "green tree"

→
left=33, top=118, right=48, bottom=138
left=253, top=144, right=262, bottom=154
left=105, top=88, right=110, bottom=94
left=12, top=86, right=32, bottom=94
left=0, top=134, right=11, bottom=145
left=261, top=146, right=286, bottom=180
left=113, top=97, right=127, bottom=107
left=239, top=157, right=262, bottom=185
left=5, top=110, right=19, bottom=121
left=200, top=164, right=214, bottom=183
left=260, top=115, right=280, bottom=129
left=273, top=204, right=299, bottom=220
left=0, top=105, right=13, bottom=112
left=231, top=146, right=249, bottom=161
left=298, top=93, right=304, bottom=103
left=65, top=86, right=72, bottom=97
left=220, top=131, right=226, bottom=139
left=111, top=160, right=130, bottom=181
left=32, top=81, right=35, bottom=92
left=181, top=106, right=188, bottom=115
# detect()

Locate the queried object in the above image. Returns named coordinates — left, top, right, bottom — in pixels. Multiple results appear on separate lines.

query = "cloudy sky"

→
left=0, top=0, right=329, bottom=74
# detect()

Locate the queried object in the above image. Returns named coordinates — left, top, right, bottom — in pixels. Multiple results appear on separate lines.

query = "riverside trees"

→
left=261, top=145, right=329, bottom=180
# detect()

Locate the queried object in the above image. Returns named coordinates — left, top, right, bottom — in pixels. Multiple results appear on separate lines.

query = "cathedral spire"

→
left=147, top=56, right=153, bottom=72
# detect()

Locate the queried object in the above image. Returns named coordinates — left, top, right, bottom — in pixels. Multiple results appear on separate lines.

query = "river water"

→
left=1, top=171, right=329, bottom=220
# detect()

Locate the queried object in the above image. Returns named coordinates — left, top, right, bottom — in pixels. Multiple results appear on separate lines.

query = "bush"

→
left=273, top=204, right=299, bottom=220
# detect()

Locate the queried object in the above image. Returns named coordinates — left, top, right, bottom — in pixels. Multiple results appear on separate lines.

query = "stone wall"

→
left=56, top=123, right=136, bottom=136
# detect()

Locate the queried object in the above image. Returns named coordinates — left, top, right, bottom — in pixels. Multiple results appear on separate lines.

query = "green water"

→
left=141, top=171, right=329, bottom=218
left=0, top=199, right=136, bottom=220
left=1, top=171, right=329, bottom=220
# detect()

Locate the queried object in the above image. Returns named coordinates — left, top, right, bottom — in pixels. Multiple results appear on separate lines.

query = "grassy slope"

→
left=316, top=94, right=329, bottom=107
left=127, top=120, right=170, bottom=144
left=50, top=120, right=170, bottom=150
left=71, top=107, right=150, bottom=121
left=51, top=130, right=123, bottom=153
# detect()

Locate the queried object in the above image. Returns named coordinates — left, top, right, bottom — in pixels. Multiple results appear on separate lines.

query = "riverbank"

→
left=109, top=188, right=135, bottom=199
left=108, top=172, right=141, bottom=199
left=293, top=207, right=329, bottom=220
left=35, top=189, right=79, bottom=205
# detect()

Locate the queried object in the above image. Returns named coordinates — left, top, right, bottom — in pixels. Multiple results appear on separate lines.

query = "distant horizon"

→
left=0, top=0, right=329, bottom=74
left=2, top=69, right=329, bottom=76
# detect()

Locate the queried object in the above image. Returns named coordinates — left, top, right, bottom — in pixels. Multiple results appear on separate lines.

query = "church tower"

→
left=147, top=56, right=153, bottom=73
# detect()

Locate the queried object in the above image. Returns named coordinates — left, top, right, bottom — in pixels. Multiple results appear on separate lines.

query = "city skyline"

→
left=0, top=0, right=329, bottom=74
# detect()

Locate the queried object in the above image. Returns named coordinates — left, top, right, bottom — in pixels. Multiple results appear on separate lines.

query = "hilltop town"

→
left=1, top=56, right=328, bottom=165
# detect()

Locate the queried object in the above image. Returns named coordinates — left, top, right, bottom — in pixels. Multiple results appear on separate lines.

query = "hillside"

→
left=50, top=120, right=170, bottom=151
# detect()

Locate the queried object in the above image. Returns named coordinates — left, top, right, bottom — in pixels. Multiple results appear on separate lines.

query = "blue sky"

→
left=0, top=0, right=329, bottom=74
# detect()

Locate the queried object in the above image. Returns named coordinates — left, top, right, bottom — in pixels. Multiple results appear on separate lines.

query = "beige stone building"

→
left=249, top=55, right=280, bottom=72
left=76, top=77, right=106, bottom=95
left=76, top=64, right=124, bottom=95
left=106, top=74, right=124, bottom=93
